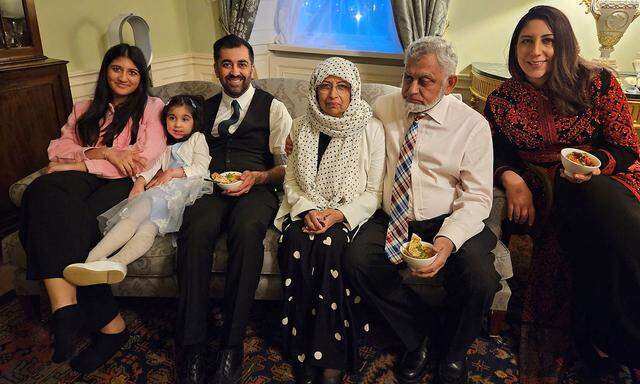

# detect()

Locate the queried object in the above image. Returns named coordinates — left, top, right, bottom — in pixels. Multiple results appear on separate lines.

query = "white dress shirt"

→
left=274, top=117, right=386, bottom=230
left=211, top=84, right=292, bottom=162
left=373, top=92, right=493, bottom=251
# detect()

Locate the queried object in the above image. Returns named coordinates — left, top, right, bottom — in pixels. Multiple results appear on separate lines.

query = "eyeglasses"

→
left=317, top=82, right=352, bottom=94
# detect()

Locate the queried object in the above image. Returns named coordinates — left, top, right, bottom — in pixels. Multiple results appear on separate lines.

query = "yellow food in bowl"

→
left=403, top=234, right=436, bottom=259
left=212, top=172, right=241, bottom=184
left=567, top=151, right=598, bottom=167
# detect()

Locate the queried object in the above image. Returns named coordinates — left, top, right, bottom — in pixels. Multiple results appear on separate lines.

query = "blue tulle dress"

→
left=99, top=142, right=213, bottom=235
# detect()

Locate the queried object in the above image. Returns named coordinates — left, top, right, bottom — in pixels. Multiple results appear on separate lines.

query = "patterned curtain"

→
left=391, top=0, right=450, bottom=49
left=219, top=0, right=261, bottom=40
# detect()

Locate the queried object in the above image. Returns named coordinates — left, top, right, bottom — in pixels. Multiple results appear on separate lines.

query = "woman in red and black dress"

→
left=484, top=5, right=640, bottom=382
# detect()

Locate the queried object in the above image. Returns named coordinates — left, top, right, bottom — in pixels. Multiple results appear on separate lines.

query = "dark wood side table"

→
left=0, top=58, right=72, bottom=238
left=470, top=62, right=640, bottom=131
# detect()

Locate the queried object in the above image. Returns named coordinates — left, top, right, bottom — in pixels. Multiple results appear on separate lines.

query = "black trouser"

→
left=19, top=171, right=131, bottom=328
left=556, top=175, right=640, bottom=367
left=176, top=185, right=279, bottom=347
left=343, top=210, right=499, bottom=362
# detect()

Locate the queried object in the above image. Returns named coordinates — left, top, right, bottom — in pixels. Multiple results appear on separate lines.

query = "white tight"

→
left=87, top=197, right=158, bottom=265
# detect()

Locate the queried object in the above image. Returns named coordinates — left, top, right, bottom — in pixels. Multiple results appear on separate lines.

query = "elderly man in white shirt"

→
left=344, top=36, right=500, bottom=384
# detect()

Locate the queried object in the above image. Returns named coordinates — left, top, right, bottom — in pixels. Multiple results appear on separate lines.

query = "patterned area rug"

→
left=0, top=236, right=637, bottom=383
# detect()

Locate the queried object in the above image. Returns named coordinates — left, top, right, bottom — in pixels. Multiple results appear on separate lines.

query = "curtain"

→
left=391, top=0, right=450, bottom=49
left=219, top=0, right=261, bottom=40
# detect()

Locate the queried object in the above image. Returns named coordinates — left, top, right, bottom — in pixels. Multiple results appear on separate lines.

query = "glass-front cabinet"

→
left=0, top=0, right=44, bottom=62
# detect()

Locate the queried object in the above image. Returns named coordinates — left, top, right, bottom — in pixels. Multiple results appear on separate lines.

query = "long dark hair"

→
left=508, top=6, right=595, bottom=115
left=161, top=95, right=204, bottom=145
left=76, top=43, right=150, bottom=147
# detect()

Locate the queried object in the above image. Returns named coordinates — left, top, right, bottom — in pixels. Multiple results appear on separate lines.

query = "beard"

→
left=221, top=74, right=251, bottom=98
left=404, top=87, right=446, bottom=114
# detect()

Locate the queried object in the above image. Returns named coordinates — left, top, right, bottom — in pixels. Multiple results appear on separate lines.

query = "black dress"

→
left=277, top=133, right=369, bottom=371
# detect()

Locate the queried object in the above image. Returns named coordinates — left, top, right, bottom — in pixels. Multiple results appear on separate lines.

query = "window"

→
left=275, top=0, right=403, bottom=54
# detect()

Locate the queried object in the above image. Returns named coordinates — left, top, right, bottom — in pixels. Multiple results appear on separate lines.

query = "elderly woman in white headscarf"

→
left=274, top=57, right=385, bottom=384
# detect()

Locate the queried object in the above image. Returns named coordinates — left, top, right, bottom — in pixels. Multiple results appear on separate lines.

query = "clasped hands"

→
left=302, top=209, right=345, bottom=235
left=47, top=147, right=147, bottom=177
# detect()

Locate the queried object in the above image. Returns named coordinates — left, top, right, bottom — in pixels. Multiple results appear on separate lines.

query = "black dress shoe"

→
left=177, top=344, right=206, bottom=384
left=293, top=364, right=319, bottom=384
left=212, top=346, right=243, bottom=384
left=321, top=370, right=344, bottom=384
left=575, top=340, right=618, bottom=381
left=437, top=358, right=467, bottom=384
left=294, top=363, right=319, bottom=384
left=397, top=337, right=430, bottom=383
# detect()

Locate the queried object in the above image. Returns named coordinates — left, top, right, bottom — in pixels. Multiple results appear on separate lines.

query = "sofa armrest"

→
left=485, top=186, right=507, bottom=240
left=9, top=168, right=47, bottom=207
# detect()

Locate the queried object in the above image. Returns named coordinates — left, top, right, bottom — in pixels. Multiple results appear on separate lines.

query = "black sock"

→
left=69, top=330, right=129, bottom=374
left=51, top=304, right=84, bottom=363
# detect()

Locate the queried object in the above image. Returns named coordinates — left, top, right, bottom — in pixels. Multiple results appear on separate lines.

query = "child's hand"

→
left=47, top=161, right=87, bottom=174
left=129, top=184, right=145, bottom=199
left=105, top=148, right=146, bottom=176
left=146, top=168, right=184, bottom=189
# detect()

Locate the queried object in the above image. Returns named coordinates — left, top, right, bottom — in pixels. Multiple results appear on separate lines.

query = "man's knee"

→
left=455, top=252, right=500, bottom=298
left=229, top=217, right=269, bottom=242
left=343, top=240, right=376, bottom=278
left=179, top=213, right=220, bottom=250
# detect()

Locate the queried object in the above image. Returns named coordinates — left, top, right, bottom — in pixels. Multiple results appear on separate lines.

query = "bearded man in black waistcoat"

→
left=175, top=34, right=292, bottom=384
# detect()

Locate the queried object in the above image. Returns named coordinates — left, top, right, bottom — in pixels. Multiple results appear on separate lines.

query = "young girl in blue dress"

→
left=64, top=95, right=213, bottom=285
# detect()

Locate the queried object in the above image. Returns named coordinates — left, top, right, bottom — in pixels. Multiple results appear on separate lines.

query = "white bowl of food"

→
left=401, top=234, right=437, bottom=270
left=560, top=148, right=601, bottom=176
left=211, top=171, right=242, bottom=190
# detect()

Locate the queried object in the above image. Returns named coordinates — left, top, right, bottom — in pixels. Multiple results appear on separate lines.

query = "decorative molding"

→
left=269, top=51, right=404, bottom=86
left=150, top=53, right=194, bottom=86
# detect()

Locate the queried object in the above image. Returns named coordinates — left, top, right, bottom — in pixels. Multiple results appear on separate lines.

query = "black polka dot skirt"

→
left=277, top=217, right=369, bottom=371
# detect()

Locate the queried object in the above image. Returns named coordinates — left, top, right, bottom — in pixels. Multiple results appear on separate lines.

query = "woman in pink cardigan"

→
left=19, top=43, right=165, bottom=374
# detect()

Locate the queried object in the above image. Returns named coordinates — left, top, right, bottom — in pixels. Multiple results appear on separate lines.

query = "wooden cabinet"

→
left=0, top=0, right=72, bottom=239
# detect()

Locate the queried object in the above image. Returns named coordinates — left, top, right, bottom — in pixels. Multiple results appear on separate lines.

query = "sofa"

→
left=2, top=78, right=513, bottom=335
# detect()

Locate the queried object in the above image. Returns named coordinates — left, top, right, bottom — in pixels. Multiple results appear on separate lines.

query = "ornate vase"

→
left=582, top=0, right=640, bottom=67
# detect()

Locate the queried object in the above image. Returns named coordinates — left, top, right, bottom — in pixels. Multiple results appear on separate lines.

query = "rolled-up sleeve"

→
left=436, top=121, right=494, bottom=251
left=48, top=101, right=93, bottom=162
left=269, top=98, right=293, bottom=165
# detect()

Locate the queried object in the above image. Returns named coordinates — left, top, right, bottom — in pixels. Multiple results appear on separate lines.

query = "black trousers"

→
left=344, top=210, right=499, bottom=362
left=19, top=171, right=131, bottom=328
left=176, top=185, right=279, bottom=347
left=556, top=175, right=640, bottom=367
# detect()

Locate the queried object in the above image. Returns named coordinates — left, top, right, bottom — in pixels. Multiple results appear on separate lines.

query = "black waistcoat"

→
left=203, top=88, right=275, bottom=173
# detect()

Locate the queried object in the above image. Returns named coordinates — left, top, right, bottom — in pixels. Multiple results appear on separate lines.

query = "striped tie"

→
left=385, top=113, right=425, bottom=264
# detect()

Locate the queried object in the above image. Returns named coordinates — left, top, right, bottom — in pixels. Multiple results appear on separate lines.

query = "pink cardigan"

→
left=48, top=97, right=166, bottom=178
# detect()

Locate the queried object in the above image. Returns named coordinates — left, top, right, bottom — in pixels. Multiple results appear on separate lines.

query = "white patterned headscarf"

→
left=291, top=57, right=373, bottom=210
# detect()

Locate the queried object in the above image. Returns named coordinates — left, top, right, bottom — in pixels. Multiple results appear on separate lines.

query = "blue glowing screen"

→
left=286, top=0, right=403, bottom=54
